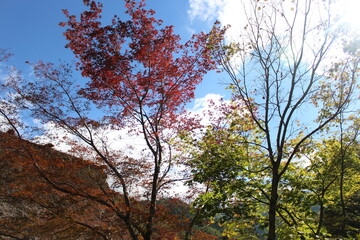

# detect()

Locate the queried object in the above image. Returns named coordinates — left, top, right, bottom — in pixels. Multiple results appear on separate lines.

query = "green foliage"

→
left=183, top=100, right=360, bottom=239
left=193, top=1, right=360, bottom=239
left=181, top=102, right=271, bottom=238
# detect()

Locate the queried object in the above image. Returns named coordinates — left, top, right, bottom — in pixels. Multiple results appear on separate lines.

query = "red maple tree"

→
left=8, top=1, right=225, bottom=239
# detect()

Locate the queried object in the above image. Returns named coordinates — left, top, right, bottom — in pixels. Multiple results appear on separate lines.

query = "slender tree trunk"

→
left=339, top=116, right=347, bottom=234
left=268, top=166, right=280, bottom=240
left=316, top=198, right=324, bottom=235
left=184, top=206, right=202, bottom=240
left=143, top=153, right=161, bottom=240
left=124, top=220, right=139, bottom=240
left=143, top=176, right=158, bottom=240
left=339, top=154, right=346, bottom=233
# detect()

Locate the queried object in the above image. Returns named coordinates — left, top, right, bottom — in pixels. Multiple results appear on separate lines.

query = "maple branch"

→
left=157, top=177, right=191, bottom=192
left=74, top=220, right=109, bottom=240
left=0, top=232, right=23, bottom=240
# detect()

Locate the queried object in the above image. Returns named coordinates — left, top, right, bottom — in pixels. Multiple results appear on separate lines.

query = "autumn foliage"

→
left=60, top=0, right=219, bottom=123
left=2, top=0, right=224, bottom=239
left=0, top=130, right=221, bottom=239
left=0, top=131, right=120, bottom=239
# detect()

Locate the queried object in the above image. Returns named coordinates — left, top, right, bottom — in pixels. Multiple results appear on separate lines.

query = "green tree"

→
left=321, top=117, right=360, bottom=238
left=182, top=100, right=270, bottom=239
left=184, top=109, right=360, bottom=239
left=280, top=119, right=360, bottom=239
left=188, top=0, right=359, bottom=239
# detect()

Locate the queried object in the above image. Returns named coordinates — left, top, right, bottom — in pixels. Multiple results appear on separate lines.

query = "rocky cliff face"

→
left=0, top=131, right=118, bottom=240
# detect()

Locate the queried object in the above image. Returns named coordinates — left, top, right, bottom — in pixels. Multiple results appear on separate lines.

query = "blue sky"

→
left=0, top=0, right=231, bottom=101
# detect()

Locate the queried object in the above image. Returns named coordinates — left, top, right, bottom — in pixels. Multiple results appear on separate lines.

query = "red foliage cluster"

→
left=60, top=0, right=221, bottom=127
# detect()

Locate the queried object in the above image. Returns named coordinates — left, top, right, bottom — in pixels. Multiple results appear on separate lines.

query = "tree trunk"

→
left=339, top=117, right=347, bottom=234
left=123, top=219, right=139, bottom=240
left=143, top=159, right=161, bottom=240
left=316, top=199, right=324, bottom=235
left=268, top=169, right=280, bottom=240
left=339, top=154, right=346, bottom=233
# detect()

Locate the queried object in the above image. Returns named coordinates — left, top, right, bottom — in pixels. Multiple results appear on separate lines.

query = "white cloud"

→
left=191, top=93, right=223, bottom=112
left=188, top=93, right=225, bottom=127
left=34, top=121, right=148, bottom=161
left=188, top=0, right=224, bottom=22
left=217, top=0, right=243, bottom=41
left=188, top=0, right=245, bottom=40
